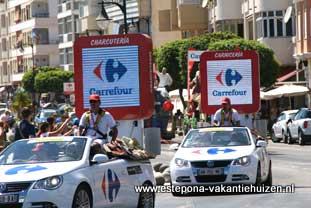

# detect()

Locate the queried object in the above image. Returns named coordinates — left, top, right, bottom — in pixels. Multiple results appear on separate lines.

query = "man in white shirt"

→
left=79, top=94, right=118, bottom=143
left=158, top=67, right=173, bottom=89
left=214, top=97, right=240, bottom=127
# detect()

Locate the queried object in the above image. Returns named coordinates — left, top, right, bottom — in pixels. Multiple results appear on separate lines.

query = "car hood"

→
left=0, top=161, right=85, bottom=183
left=174, top=146, right=255, bottom=161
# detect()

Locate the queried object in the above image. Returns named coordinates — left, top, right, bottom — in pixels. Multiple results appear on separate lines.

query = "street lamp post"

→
left=96, top=0, right=128, bottom=34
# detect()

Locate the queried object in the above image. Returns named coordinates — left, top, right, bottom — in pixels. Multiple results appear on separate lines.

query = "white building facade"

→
left=0, top=0, right=59, bottom=87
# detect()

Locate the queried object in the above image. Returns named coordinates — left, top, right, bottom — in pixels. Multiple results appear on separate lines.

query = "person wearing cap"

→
left=79, top=94, right=118, bottom=143
left=214, top=97, right=240, bottom=127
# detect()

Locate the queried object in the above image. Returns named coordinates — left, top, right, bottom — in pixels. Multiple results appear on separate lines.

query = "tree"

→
left=35, top=70, right=73, bottom=93
left=154, top=32, right=280, bottom=109
left=208, top=39, right=280, bottom=87
left=22, top=66, right=74, bottom=93
left=154, top=32, right=241, bottom=108
left=12, top=89, right=32, bottom=118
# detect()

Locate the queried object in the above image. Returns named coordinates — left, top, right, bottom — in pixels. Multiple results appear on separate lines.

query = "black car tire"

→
left=72, top=184, right=93, bottom=208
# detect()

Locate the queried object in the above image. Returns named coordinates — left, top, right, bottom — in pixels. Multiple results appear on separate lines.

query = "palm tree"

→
left=12, top=89, right=32, bottom=119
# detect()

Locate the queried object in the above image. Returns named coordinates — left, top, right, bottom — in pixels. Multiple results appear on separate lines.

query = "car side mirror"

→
left=169, top=143, right=180, bottom=151
left=256, top=140, right=267, bottom=148
left=91, top=154, right=109, bottom=165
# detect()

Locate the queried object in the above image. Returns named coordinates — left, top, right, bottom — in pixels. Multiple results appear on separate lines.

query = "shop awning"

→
left=264, top=85, right=309, bottom=99
left=277, top=70, right=298, bottom=82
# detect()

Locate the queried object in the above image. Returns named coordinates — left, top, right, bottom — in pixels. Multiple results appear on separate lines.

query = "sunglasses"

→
left=89, top=100, right=99, bottom=104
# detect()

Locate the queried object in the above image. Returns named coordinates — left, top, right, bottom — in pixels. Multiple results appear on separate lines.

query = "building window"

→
left=257, top=10, right=294, bottom=38
left=60, top=49, right=65, bottom=65
left=67, top=48, right=73, bottom=65
left=286, top=18, right=293, bottom=36
left=65, top=16, right=72, bottom=33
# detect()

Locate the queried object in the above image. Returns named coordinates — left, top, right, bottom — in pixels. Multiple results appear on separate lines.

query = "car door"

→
left=289, top=110, right=303, bottom=138
left=91, top=158, right=133, bottom=208
left=274, top=114, right=284, bottom=137
left=253, top=136, right=268, bottom=178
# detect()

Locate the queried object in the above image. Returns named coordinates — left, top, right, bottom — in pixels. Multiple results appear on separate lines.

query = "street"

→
left=152, top=142, right=311, bottom=208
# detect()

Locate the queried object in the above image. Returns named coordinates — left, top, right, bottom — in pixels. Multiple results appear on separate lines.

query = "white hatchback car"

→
left=170, top=127, right=272, bottom=195
left=0, top=137, right=155, bottom=208
left=272, top=110, right=298, bottom=143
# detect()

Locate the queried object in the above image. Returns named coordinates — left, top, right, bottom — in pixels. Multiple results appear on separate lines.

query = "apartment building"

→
left=152, top=0, right=209, bottom=48
left=208, top=0, right=244, bottom=37
left=242, top=0, right=295, bottom=66
left=57, top=0, right=80, bottom=71
left=294, top=0, right=311, bottom=99
left=0, top=0, right=59, bottom=87
left=0, top=0, right=9, bottom=87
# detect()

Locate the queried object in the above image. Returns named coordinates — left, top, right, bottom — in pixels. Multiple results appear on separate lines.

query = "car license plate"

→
left=0, top=194, right=18, bottom=203
left=197, top=168, right=224, bottom=176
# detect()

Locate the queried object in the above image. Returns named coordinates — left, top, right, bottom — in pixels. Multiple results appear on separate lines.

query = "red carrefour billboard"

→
left=74, top=34, right=154, bottom=120
left=200, top=50, right=260, bottom=114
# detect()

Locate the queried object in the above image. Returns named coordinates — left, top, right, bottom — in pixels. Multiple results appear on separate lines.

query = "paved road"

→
left=151, top=141, right=311, bottom=208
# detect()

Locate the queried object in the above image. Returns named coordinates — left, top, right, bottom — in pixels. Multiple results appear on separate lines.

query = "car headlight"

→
left=175, top=158, right=189, bottom=167
left=33, top=176, right=63, bottom=190
left=233, top=156, right=251, bottom=166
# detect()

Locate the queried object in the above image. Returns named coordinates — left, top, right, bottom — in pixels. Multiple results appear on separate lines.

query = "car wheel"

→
left=263, top=162, right=272, bottom=187
left=72, top=184, right=92, bottom=208
left=271, top=131, right=279, bottom=143
left=255, top=163, right=262, bottom=186
left=287, top=130, right=293, bottom=144
left=283, top=130, right=288, bottom=143
left=298, top=131, right=305, bottom=146
left=137, top=183, right=155, bottom=208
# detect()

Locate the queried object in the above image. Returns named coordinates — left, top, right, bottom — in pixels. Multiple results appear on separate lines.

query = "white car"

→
left=0, top=137, right=155, bottom=208
left=170, top=127, right=272, bottom=195
left=272, top=110, right=298, bottom=143
left=287, top=108, right=311, bottom=145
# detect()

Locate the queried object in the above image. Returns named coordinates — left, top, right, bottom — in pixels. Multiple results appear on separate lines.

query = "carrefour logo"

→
left=216, top=69, right=243, bottom=86
left=90, top=59, right=133, bottom=96
left=93, top=59, right=127, bottom=82
left=213, top=68, right=246, bottom=97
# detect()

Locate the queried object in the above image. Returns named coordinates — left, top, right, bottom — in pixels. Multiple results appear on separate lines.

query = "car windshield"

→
left=182, top=128, right=251, bottom=148
left=288, top=113, right=297, bottom=119
left=0, top=137, right=87, bottom=165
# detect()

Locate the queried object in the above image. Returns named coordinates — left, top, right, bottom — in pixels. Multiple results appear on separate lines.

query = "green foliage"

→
left=35, top=70, right=74, bottom=93
left=154, top=32, right=280, bottom=89
left=12, top=89, right=32, bottom=115
left=154, top=32, right=240, bottom=89
left=208, top=39, right=280, bottom=87
left=22, top=66, right=74, bottom=93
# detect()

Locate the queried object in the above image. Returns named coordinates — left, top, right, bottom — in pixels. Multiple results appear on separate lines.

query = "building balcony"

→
left=12, top=73, right=24, bottom=82
left=9, top=17, right=57, bottom=33
left=106, top=0, right=139, bottom=22
left=258, top=37, right=295, bottom=66
left=10, top=41, right=58, bottom=58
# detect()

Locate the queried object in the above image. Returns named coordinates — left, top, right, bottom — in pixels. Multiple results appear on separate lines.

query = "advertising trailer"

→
left=200, top=50, right=260, bottom=114
left=74, top=34, right=154, bottom=145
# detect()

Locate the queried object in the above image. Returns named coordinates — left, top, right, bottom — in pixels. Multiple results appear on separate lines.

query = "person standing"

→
left=158, top=67, right=173, bottom=91
left=79, top=94, right=118, bottom=144
left=14, top=107, right=36, bottom=140
left=214, top=97, right=240, bottom=127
